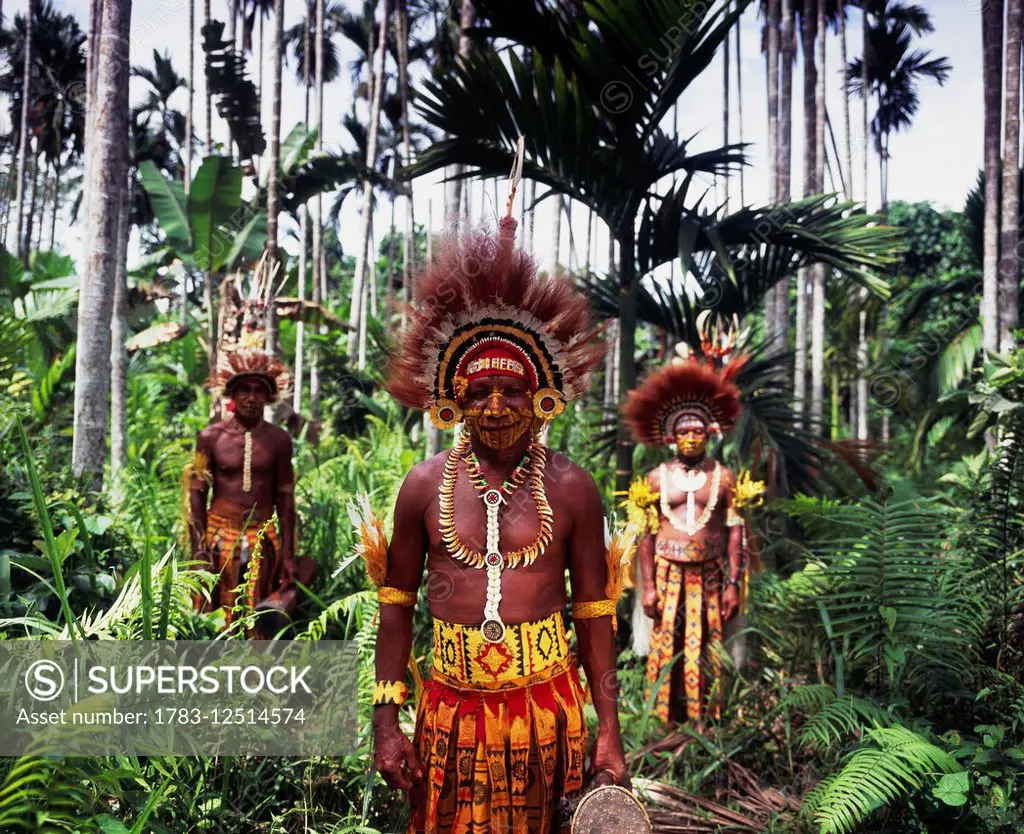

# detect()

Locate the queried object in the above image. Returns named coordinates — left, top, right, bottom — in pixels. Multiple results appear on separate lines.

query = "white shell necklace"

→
left=659, top=461, right=722, bottom=536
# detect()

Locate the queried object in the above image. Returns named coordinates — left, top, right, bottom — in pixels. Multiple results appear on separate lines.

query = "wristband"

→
left=373, top=680, right=409, bottom=706
left=378, top=586, right=417, bottom=607
left=725, top=575, right=741, bottom=590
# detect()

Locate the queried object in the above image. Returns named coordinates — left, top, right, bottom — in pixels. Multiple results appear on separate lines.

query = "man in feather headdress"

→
left=622, top=339, right=757, bottom=727
left=187, top=342, right=297, bottom=631
left=369, top=206, right=629, bottom=833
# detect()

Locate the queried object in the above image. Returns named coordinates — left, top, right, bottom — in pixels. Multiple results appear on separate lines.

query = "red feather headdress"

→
left=387, top=215, right=604, bottom=428
left=206, top=348, right=292, bottom=404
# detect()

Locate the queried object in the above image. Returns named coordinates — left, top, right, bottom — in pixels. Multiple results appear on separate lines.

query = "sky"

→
left=0, top=0, right=985, bottom=278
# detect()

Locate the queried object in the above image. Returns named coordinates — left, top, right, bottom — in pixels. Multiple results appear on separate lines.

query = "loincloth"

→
left=654, top=537, right=722, bottom=564
left=409, top=612, right=587, bottom=834
left=204, top=508, right=280, bottom=624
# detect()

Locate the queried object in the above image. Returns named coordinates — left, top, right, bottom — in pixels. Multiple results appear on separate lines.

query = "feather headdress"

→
left=205, top=348, right=292, bottom=404
left=386, top=215, right=605, bottom=428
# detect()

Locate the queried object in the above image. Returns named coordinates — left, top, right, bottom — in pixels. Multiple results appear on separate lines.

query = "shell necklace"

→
left=438, top=432, right=553, bottom=643
left=660, top=461, right=722, bottom=536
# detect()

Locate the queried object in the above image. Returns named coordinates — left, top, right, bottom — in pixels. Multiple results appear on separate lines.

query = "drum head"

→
left=571, top=785, right=652, bottom=834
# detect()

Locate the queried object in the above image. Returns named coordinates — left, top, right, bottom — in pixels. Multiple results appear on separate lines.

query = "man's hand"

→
left=721, top=584, right=740, bottom=621
left=642, top=585, right=659, bottom=620
left=588, top=729, right=631, bottom=790
left=374, top=721, right=424, bottom=793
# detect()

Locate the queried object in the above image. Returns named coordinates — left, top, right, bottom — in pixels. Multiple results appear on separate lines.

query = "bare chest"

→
left=211, top=430, right=278, bottom=478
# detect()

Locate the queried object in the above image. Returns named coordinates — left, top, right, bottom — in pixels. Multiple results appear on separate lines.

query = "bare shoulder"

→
left=197, top=422, right=227, bottom=449
left=543, top=450, right=601, bottom=508
left=643, top=465, right=661, bottom=489
left=264, top=422, right=293, bottom=451
left=718, top=462, right=737, bottom=489
left=397, top=449, right=449, bottom=506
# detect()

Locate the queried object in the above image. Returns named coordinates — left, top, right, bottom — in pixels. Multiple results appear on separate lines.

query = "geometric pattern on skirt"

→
left=645, top=557, right=723, bottom=724
left=204, top=511, right=280, bottom=625
left=409, top=623, right=587, bottom=833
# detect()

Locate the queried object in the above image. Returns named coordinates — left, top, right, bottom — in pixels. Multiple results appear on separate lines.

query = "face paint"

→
left=461, top=378, right=536, bottom=449
left=673, top=417, right=709, bottom=461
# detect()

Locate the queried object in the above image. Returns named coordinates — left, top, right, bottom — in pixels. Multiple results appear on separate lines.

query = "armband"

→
left=726, top=507, right=744, bottom=527
left=373, top=680, right=409, bottom=706
left=378, top=586, right=417, bottom=607
left=572, top=599, right=618, bottom=619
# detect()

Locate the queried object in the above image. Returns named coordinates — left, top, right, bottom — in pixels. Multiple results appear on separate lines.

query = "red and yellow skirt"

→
left=645, top=556, right=723, bottom=724
left=204, top=508, right=280, bottom=625
left=410, top=613, right=587, bottom=834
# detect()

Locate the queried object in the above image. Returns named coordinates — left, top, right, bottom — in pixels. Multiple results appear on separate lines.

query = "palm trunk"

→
left=983, top=0, right=1004, bottom=356
left=551, top=199, right=561, bottom=275
left=347, top=0, right=390, bottom=367
left=204, top=0, right=212, bottom=153
left=310, top=0, right=325, bottom=419
left=294, top=6, right=312, bottom=412
left=13, top=0, right=32, bottom=260
left=856, top=3, right=871, bottom=440
left=24, top=145, right=39, bottom=256
left=735, top=5, right=745, bottom=205
left=72, top=0, right=132, bottom=484
left=49, top=158, right=61, bottom=249
left=584, top=207, right=593, bottom=272
left=603, top=317, right=619, bottom=411
left=110, top=179, right=131, bottom=478
left=810, top=0, right=826, bottom=435
left=765, top=0, right=780, bottom=343
left=186, top=0, right=194, bottom=184
left=839, top=0, right=853, bottom=199
left=385, top=195, right=398, bottom=336
left=358, top=217, right=375, bottom=368
left=264, top=0, right=285, bottom=358
left=723, top=0, right=730, bottom=210
left=1001, top=0, right=1023, bottom=352
left=861, top=3, right=869, bottom=205
left=797, top=0, right=815, bottom=427
left=396, top=0, right=415, bottom=320
left=614, top=226, right=637, bottom=495
left=775, top=0, right=795, bottom=355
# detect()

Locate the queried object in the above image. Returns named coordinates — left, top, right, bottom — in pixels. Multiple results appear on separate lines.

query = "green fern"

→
left=805, top=725, right=963, bottom=834
left=782, top=684, right=893, bottom=752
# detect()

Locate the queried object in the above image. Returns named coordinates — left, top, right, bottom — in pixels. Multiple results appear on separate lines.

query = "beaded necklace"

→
left=438, top=432, right=553, bottom=643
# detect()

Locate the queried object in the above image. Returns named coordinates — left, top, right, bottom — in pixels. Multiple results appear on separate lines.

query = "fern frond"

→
left=809, top=726, right=962, bottom=834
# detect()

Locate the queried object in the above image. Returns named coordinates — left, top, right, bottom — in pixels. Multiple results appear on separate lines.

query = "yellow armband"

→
left=373, top=680, right=409, bottom=706
left=573, top=599, right=618, bottom=619
left=378, top=586, right=417, bottom=607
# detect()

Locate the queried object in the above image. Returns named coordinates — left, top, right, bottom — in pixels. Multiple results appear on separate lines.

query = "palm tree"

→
left=848, top=0, right=950, bottom=440
left=775, top=0, right=795, bottom=353
left=131, top=50, right=187, bottom=178
left=811, top=0, right=827, bottom=435
left=311, top=0, right=327, bottom=418
left=794, top=0, right=816, bottom=423
left=847, top=2, right=950, bottom=213
left=204, top=0, right=212, bottom=153
left=982, top=0, right=1003, bottom=357
left=764, top=0, right=780, bottom=343
left=72, top=0, right=132, bottom=483
left=185, top=0, right=195, bottom=187
left=411, top=0, right=901, bottom=491
left=347, top=0, right=391, bottom=368
left=1000, top=0, right=1021, bottom=352
left=263, top=0, right=284, bottom=357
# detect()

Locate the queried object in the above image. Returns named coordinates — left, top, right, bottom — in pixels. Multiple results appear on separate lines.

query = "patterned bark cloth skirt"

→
left=409, top=612, right=588, bottom=834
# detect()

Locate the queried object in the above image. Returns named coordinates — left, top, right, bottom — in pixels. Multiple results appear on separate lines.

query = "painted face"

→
left=230, top=377, right=271, bottom=421
left=461, top=374, right=536, bottom=449
left=673, top=420, right=709, bottom=460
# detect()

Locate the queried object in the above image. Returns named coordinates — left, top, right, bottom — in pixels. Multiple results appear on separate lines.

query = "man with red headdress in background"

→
left=622, top=343, right=754, bottom=728
left=365, top=205, right=632, bottom=833
left=186, top=342, right=297, bottom=631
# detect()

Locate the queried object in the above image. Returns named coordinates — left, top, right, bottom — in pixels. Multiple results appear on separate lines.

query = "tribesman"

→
left=622, top=347, right=751, bottom=727
left=369, top=204, right=631, bottom=833
left=187, top=342, right=297, bottom=630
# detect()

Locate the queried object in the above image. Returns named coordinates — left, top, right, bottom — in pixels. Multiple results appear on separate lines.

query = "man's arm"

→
left=275, top=432, right=296, bottom=581
left=722, top=470, right=743, bottom=621
left=566, top=467, right=628, bottom=786
left=373, top=464, right=430, bottom=792
left=189, top=431, right=214, bottom=567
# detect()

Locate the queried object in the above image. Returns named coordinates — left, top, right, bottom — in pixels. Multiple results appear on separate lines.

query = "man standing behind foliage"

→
left=622, top=351, right=750, bottom=727
left=370, top=214, right=629, bottom=834
left=187, top=347, right=296, bottom=629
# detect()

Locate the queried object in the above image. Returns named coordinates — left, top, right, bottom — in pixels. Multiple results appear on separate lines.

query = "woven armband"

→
left=378, top=586, right=417, bottom=607
left=373, top=680, right=409, bottom=706
left=726, top=507, right=744, bottom=527
left=572, top=599, right=618, bottom=619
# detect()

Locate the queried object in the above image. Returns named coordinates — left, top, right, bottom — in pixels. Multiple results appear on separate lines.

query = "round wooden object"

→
left=571, top=786, right=652, bottom=834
